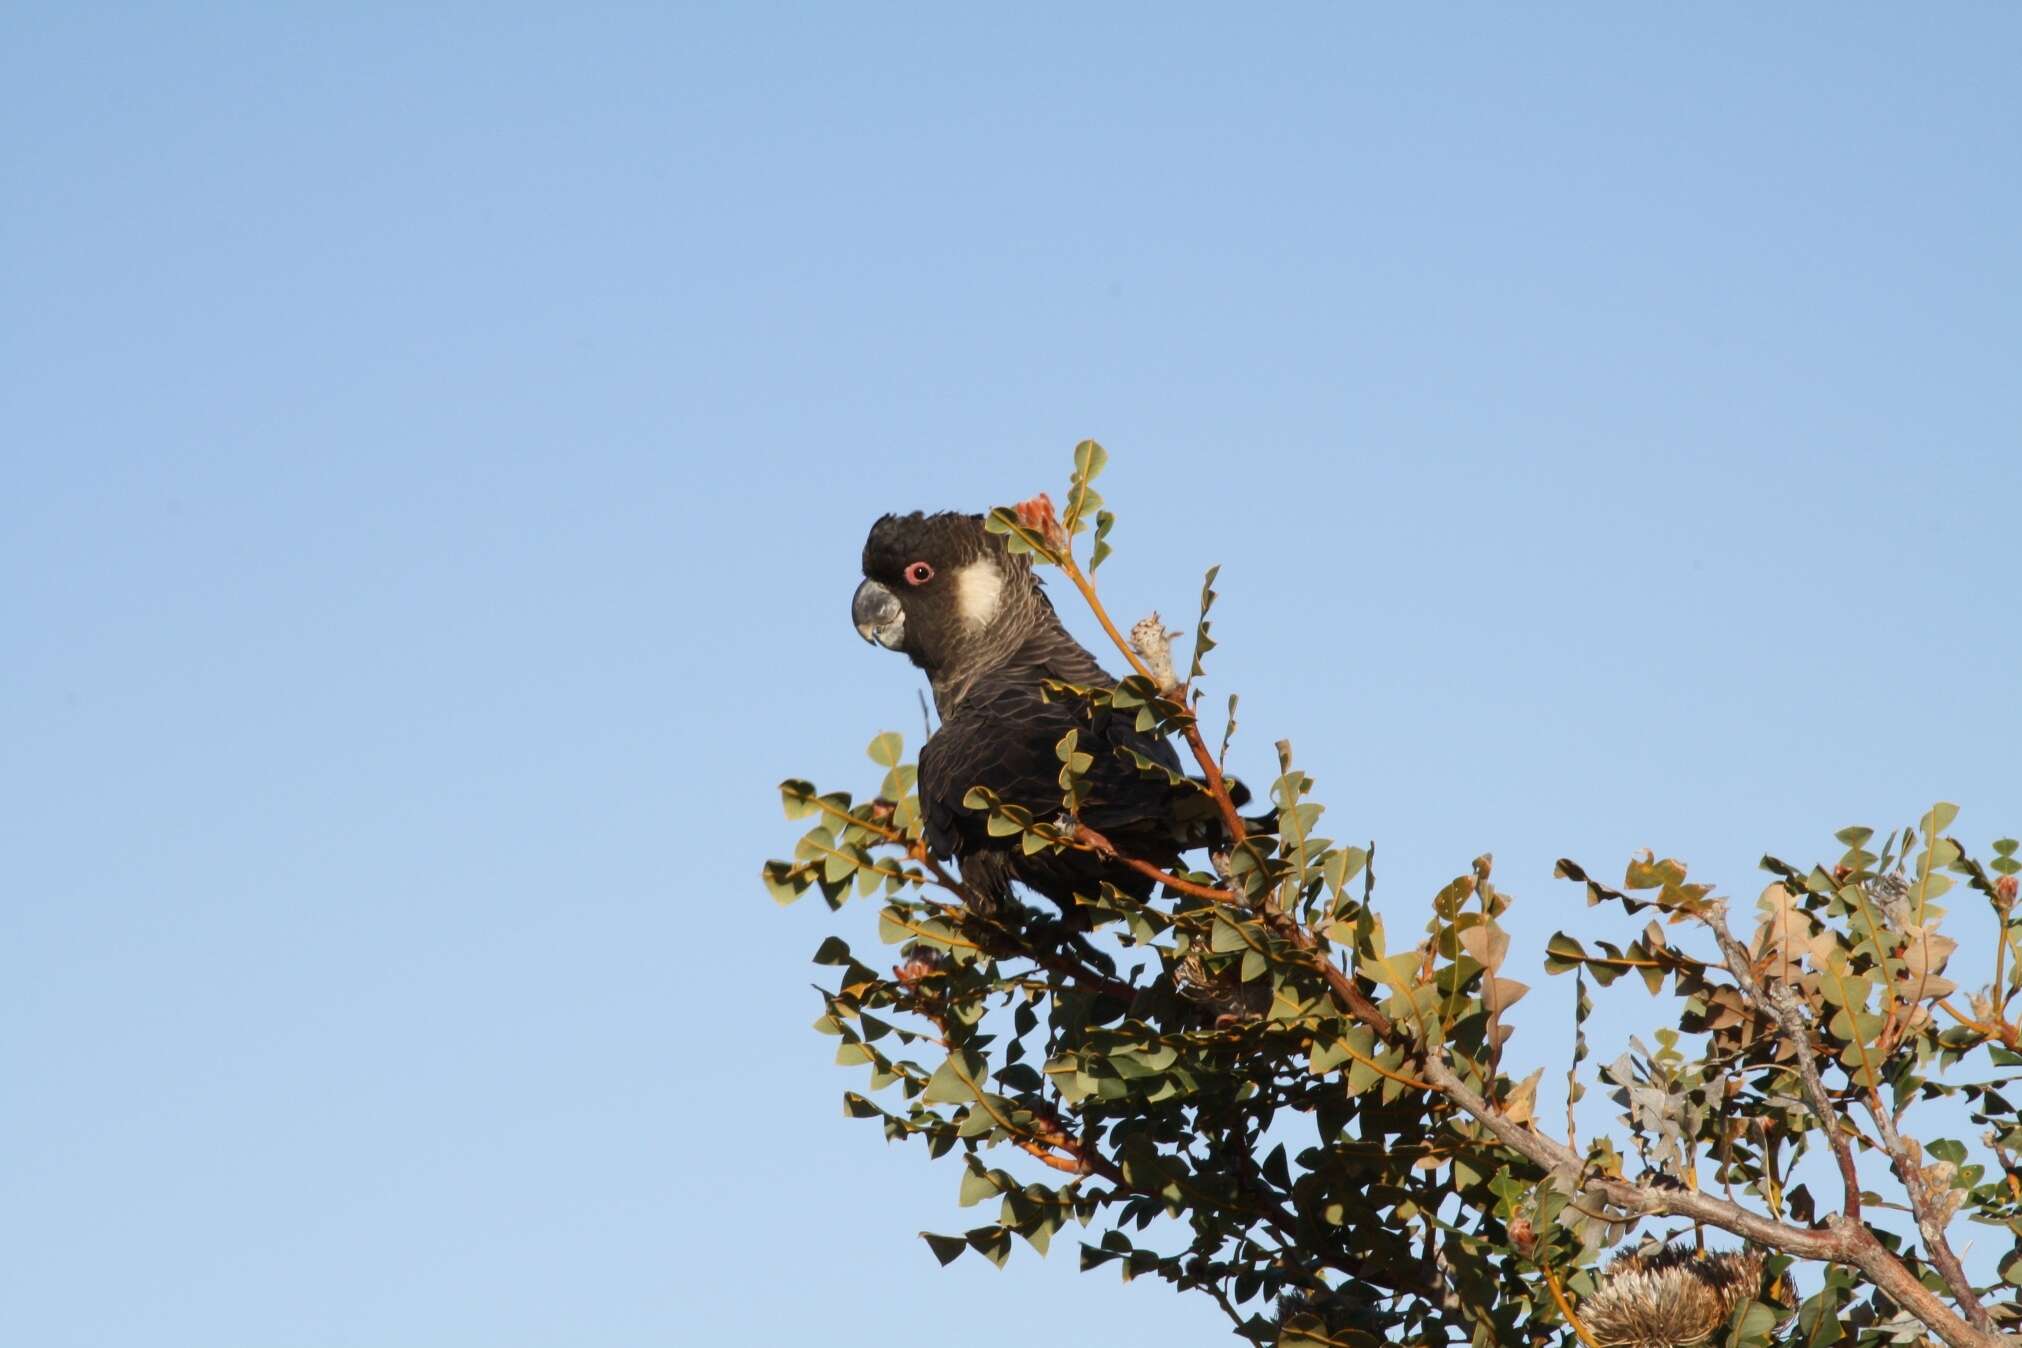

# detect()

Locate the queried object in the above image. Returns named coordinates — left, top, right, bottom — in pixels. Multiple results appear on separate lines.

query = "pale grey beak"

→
left=852, top=578, right=905, bottom=650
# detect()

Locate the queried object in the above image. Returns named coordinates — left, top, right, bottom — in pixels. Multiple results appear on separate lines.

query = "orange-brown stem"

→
left=1072, top=825, right=1240, bottom=905
left=1538, top=1259, right=1598, bottom=1348
left=1057, top=553, right=1249, bottom=847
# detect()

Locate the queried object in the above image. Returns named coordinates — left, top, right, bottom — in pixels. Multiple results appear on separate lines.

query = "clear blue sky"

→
left=4, top=7, right=2017, bottom=1345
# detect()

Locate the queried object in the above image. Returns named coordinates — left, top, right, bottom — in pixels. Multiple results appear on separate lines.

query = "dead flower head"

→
left=1581, top=1245, right=1764, bottom=1348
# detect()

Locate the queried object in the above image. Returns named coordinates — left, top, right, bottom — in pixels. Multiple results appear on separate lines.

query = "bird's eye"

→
left=904, top=561, right=934, bottom=586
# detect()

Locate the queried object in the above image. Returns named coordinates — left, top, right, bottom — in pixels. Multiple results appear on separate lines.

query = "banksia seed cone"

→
left=1581, top=1246, right=1763, bottom=1348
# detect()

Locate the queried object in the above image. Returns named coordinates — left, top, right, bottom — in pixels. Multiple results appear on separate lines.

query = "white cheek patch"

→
left=953, top=558, right=1005, bottom=630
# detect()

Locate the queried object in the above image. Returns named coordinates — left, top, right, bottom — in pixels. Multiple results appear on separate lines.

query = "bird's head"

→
left=853, top=511, right=1044, bottom=685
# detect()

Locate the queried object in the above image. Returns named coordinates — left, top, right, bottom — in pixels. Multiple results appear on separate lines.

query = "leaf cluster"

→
left=766, top=444, right=2022, bottom=1348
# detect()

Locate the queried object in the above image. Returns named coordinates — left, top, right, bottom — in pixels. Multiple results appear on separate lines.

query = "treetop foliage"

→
left=766, top=442, right=2022, bottom=1348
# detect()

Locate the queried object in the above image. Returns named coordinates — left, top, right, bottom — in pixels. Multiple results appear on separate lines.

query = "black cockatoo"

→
left=851, top=510, right=1232, bottom=921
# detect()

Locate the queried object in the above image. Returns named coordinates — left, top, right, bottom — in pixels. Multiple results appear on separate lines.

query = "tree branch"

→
left=1024, top=484, right=2015, bottom=1347
left=1865, top=1098, right=1996, bottom=1334
left=1071, top=824, right=1241, bottom=904
left=1696, top=899, right=1863, bottom=1226
left=903, top=842, right=1139, bottom=1003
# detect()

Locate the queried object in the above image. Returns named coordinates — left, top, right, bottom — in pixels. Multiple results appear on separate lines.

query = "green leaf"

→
left=1090, top=509, right=1116, bottom=571
left=1728, top=1298, right=1780, bottom=1347
left=779, top=779, right=819, bottom=819
left=1079, top=1241, right=1121, bottom=1272
left=921, top=1232, right=968, bottom=1266
left=1926, top=1137, right=1967, bottom=1165
left=1211, top=914, right=1255, bottom=953
left=1543, top=932, right=1587, bottom=975
left=1116, top=743, right=1187, bottom=786
left=966, top=1225, right=1013, bottom=1268
left=1188, top=565, right=1220, bottom=682
left=866, top=731, right=904, bottom=767
left=1989, top=837, right=2019, bottom=876
left=1322, top=846, right=1368, bottom=896
left=1015, top=1216, right=1053, bottom=1256
left=820, top=843, right=858, bottom=884
left=923, top=1050, right=986, bottom=1105
left=1063, top=439, right=1108, bottom=536
left=761, top=859, right=807, bottom=905
left=959, top=1165, right=1000, bottom=1207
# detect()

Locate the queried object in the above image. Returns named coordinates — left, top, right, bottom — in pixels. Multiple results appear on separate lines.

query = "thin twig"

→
left=1058, top=551, right=1249, bottom=848
left=1538, top=1257, right=1599, bottom=1348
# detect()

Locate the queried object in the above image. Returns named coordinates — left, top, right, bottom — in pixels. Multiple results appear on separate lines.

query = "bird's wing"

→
left=1027, top=628, right=1189, bottom=825
left=919, top=660, right=1189, bottom=858
left=918, top=674, right=1065, bottom=859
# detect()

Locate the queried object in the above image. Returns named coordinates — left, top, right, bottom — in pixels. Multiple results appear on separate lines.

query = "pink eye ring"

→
left=904, top=561, right=934, bottom=586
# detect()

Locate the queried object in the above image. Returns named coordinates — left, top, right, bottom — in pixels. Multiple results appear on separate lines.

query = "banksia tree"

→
left=765, top=443, right=2022, bottom=1347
